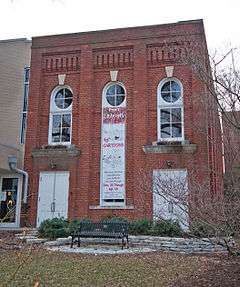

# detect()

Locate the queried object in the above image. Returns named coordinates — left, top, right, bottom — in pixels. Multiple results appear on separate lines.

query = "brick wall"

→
left=24, top=20, right=223, bottom=226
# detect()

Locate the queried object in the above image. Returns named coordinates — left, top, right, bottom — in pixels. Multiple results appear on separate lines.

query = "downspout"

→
left=12, top=168, right=28, bottom=204
left=8, top=155, right=28, bottom=204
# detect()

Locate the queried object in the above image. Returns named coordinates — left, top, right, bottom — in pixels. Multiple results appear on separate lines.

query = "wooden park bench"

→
left=70, top=221, right=129, bottom=249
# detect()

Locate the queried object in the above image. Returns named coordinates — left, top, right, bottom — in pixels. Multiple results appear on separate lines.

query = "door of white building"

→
left=0, top=175, right=22, bottom=228
left=37, top=171, right=69, bottom=227
left=152, top=169, right=188, bottom=230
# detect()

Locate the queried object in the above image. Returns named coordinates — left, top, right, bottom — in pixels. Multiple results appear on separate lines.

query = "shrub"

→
left=38, top=218, right=69, bottom=239
left=100, top=216, right=129, bottom=224
left=38, top=217, right=183, bottom=239
left=68, top=218, right=92, bottom=233
left=129, top=219, right=153, bottom=235
left=150, top=219, right=183, bottom=237
left=190, top=221, right=216, bottom=237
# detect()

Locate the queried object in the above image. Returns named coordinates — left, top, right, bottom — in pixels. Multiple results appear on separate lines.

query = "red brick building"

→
left=24, top=19, right=223, bottom=228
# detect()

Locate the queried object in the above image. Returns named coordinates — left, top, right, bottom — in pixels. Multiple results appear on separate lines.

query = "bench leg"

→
left=121, top=237, right=124, bottom=250
left=71, top=236, right=74, bottom=248
left=126, top=235, right=129, bottom=249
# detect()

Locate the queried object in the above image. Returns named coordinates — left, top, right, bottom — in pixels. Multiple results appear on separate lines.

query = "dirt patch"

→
left=0, top=231, right=22, bottom=252
left=174, top=254, right=240, bottom=287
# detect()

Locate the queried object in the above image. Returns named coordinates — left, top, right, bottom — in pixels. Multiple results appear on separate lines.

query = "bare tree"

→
left=137, top=166, right=239, bottom=255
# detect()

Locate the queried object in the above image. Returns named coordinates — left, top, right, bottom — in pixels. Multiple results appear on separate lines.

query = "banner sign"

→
left=101, top=106, right=126, bottom=202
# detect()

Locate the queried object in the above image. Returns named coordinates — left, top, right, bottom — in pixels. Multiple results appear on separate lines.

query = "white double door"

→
left=152, top=169, right=189, bottom=230
left=37, top=171, right=69, bottom=227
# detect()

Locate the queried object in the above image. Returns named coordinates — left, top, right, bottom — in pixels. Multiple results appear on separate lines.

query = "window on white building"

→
left=157, top=78, right=184, bottom=141
left=20, top=67, right=30, bottom=144
left=48, top=86, right=73, bottom=145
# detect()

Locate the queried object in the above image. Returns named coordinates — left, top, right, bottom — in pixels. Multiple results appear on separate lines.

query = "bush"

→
left=68, top=218, right=92, bottom=233
left=129, top=219, right=153, bottom=235
left=150, top=219, right=183, bottom=237
left=190, top=221, right=217, bottom=237
left=100, top=216, right=129, bottom=224
left=38, top=217, right=183, bottom=239
left=38, top=218, right=69, bottom=239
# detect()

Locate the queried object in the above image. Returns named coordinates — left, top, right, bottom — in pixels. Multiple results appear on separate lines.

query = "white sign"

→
left=100, top=84, right=126, bottom=204
left=101, top=107, right=126, bottom=201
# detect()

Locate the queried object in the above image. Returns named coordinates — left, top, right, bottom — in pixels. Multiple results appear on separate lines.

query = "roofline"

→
left=32, top=19, right=204, bottom=40
left=0, top=38, right=31, bottom=43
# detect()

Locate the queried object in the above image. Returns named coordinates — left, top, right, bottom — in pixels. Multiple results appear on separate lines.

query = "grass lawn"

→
left=0, top=246, right=239, bottom=287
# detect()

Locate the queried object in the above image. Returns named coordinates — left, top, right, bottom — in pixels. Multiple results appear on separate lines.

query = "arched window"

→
left=157, top=78, right=184, bottom=141
left=104, top=83, right=126, bottom=107
left=48, top=86, right=73, bottom=145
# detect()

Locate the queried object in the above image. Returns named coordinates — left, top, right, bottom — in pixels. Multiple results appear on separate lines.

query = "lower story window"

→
left=51, top=113, right=71, bottom=144
left=0, top=178, right=18, bottom=223
left=160, top=107, right=183, bottom=140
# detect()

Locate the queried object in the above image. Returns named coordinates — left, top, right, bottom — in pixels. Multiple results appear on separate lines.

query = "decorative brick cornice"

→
left=93, top=46, right=133, bottom=69
left=147, top=41, right=191, bottom=66
left=42, top=50, right=81, bottom=73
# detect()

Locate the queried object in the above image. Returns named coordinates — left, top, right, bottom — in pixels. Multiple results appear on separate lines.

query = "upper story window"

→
left=49, top=86, right=73, bottom=145
left=20, top=67, right=30, bottom=144
left=105, top=84, right=126, bottom=106
left=157, top=78, right=184, bottom=141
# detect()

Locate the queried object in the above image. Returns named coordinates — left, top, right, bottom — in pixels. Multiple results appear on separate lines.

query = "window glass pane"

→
left=64, top=97, right=72, bottom=108
left=116, top=95, right=125, bottom=105
left=171, top=81, right=181, bottom=92
left=160, top=109, right=170, bottom=123
left=52, top=115, right=61, bottom=128
left=172, top=123, right=182, bottom=138
left=116, top=85, right=125, bottom=94
left=172, top=108, right=182, bottom=122
left=64, top=88, right=72, bottom=98
left=52, top=133, right=60, bottom=142
left=20, top=113, right=26, bottom=144
left=106, top=95, right=115, bottom=106
left=55, top=88, right=72, bottom=109
left=23, top=84, right=29, bottom=112
left=62, top=114, right=71, bottom=127
left=172, top=91, right=181, bottom=102
left=161, top=123, right=171, bottom=138
left=24, top=68, right=30, bottom=82
left=161, top=92, right=171, bottom=102
left=0, top=178, right=18, bottom=223
left=55, top=90, right=64, bottom=108
left=106, top=85, right=115, bottom=95
left=161, top=82, right=170, bottom=92
left=61, top=128, right=70, bottom=142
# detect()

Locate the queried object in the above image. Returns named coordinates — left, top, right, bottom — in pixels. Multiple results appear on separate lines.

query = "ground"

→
left=0, top=232, right=239, bottom=287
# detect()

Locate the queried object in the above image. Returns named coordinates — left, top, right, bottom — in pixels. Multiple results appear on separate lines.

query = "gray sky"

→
left=1, top=0, right=239, bottom=50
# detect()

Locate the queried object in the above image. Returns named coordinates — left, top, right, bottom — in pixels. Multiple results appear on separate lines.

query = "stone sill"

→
left=89, top=205, right=134, bottom=210
left=143, top=141, right=197, bottom=154
left=32, top=145, right=80, bottom=158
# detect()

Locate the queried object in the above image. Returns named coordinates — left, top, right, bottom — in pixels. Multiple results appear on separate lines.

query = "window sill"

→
left=89, top=205, right=134, bottom=210
left=32, top=144, right=80, bottom=158
left=142, top=141, right=197, bottom=154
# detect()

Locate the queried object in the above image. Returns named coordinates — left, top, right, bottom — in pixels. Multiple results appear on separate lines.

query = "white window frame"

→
left=20, top=67, right=30, bottom=144
left=157, top=77, right=184, bottom=142
left=48, top=85, right=73, bottom=146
